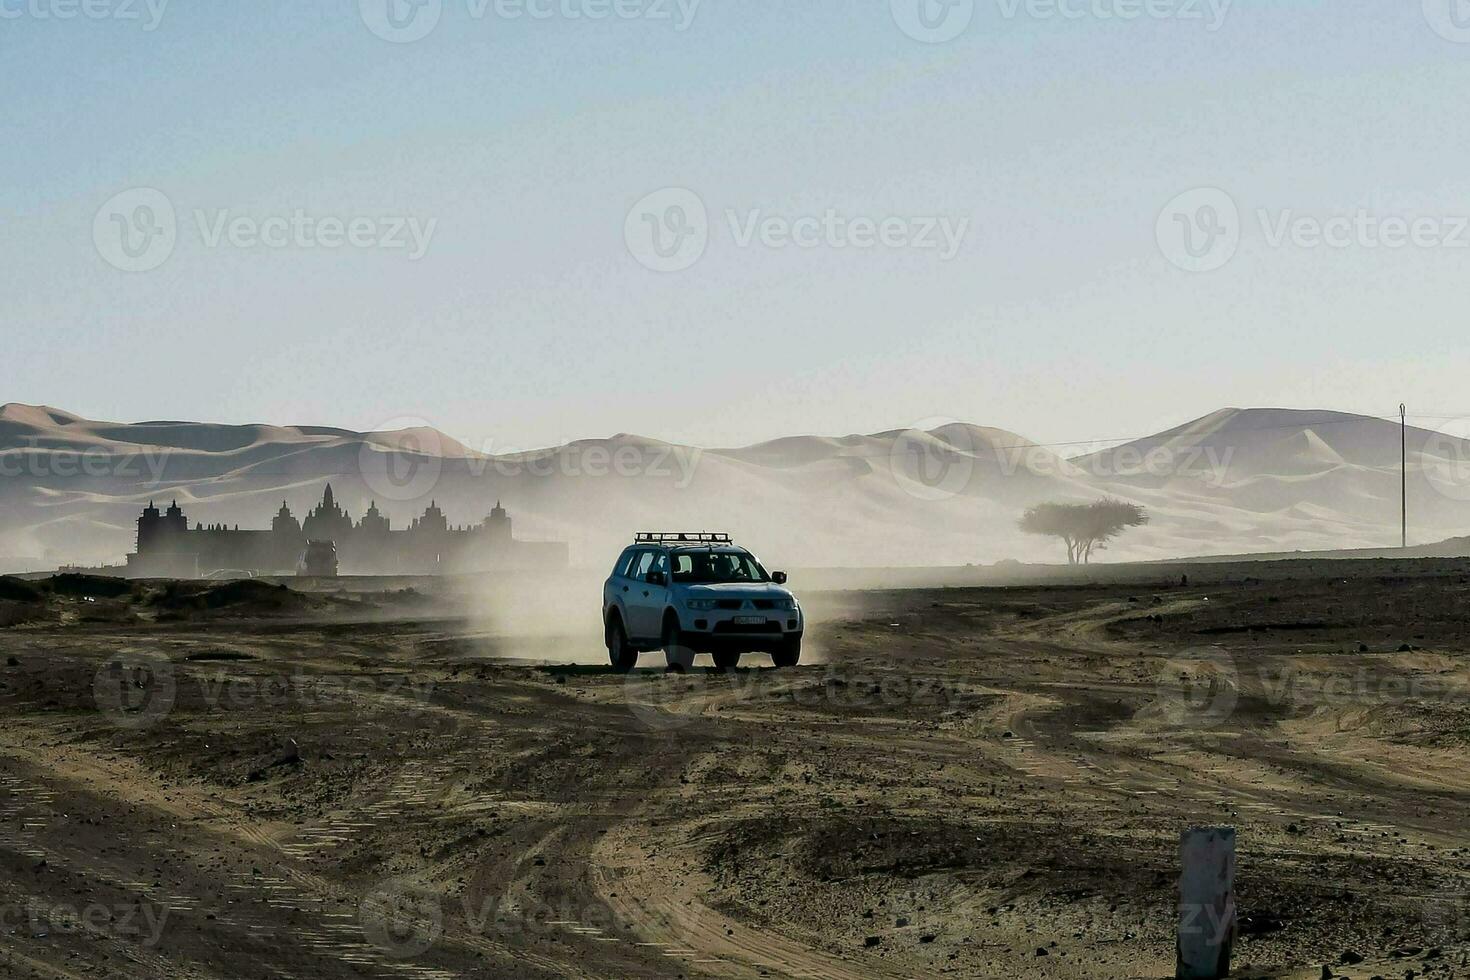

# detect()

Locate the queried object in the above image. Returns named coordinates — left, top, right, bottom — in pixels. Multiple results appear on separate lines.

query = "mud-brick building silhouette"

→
left=126, top=484, right=564, bottom=577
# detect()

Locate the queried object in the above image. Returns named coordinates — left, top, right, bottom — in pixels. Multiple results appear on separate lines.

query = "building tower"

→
left=302, top=483, right=354, bottom=545
left=136, top=500, right=163, bottom=553
left=359, top=500, right=390, bottom=536
left=484, top=500, right=512, bottom=548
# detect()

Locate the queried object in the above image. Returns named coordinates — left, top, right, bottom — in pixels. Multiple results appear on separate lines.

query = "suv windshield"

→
left=672, top=550, right=770, bottom=584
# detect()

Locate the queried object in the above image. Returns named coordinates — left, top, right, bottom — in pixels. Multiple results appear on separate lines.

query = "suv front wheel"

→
left=662, top=614, right=696, bottom=673
left=771, top=636, right=801, bottom=669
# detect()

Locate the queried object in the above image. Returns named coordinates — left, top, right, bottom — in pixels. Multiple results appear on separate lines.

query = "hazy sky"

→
left=6, top=0, right=1470, bottom=452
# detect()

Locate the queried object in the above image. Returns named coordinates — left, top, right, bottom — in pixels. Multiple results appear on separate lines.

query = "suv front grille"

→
left=712, top=621, right=781, bottom=634
left=715, top=599, right=743, bottom=610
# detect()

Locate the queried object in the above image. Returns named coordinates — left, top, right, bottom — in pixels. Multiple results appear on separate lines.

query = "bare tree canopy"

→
left=1018, top=499, right=1149, bottom=565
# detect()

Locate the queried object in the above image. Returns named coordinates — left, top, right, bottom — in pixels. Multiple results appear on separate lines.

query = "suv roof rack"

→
left=635, top=531, right=732, bottom=545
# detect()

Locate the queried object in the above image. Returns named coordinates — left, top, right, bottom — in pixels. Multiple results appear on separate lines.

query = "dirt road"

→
left=0, top=567, right=1467, bottom=978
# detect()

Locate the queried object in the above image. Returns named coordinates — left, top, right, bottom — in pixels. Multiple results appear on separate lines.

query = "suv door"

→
left=640, top=550, right=671, bottom=639
left=606, top=547, right=638, bottom=620
left=623, top=549, right=658, bottom=640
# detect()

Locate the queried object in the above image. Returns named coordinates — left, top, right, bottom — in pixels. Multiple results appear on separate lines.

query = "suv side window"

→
left=648, top=552, right=669, bottom=581
left=630, top=550, right=655, bottom=580
left=615, top=549, right=639, bottom=578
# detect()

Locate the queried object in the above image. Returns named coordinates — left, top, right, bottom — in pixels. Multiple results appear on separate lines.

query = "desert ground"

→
left=0, top=562, right=1467, bottom=979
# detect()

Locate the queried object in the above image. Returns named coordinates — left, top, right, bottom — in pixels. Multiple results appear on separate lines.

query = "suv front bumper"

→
left=676, top=608, right=803, bottom=653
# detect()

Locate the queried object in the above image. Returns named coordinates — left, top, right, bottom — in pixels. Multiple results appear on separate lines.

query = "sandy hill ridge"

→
left=1079, top=407, right=1463, bottom=477
left=2, top=405, right=1469, bottom=570
left=1076, top=408, right=1470, bottom=534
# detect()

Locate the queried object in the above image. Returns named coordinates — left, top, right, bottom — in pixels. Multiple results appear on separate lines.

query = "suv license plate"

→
left=734, top=616, right=765, bottom=625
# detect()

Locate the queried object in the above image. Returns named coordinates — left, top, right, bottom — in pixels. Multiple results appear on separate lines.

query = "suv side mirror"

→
left=772, top=571, right=788, bottom=585
left=647, top=570, right=667, bottom=586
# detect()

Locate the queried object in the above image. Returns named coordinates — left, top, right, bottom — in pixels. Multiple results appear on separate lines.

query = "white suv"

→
left=602, top=533, right=803, bottom=672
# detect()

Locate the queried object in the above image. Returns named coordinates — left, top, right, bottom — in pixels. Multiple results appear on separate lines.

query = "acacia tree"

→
left=1019, top=499, right=1149, bottom=565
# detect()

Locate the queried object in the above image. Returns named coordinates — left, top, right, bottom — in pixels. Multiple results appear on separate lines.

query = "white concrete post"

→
left=1177, top=826, right=1236, bottom=980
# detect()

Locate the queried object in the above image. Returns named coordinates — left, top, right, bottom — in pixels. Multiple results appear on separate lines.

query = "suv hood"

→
left=682, top=583, right=793, bottom=599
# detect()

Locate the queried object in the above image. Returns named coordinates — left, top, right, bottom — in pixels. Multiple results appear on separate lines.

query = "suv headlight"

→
left=772, top=596, right=797, bottom=611
left=685, top=598, right=719, bottom=610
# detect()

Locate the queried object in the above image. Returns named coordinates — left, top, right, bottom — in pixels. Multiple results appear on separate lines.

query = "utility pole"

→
left=1401, top=403, right=1408, bottom=550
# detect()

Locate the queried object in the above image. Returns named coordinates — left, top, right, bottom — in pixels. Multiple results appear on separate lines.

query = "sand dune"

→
left=1080, top=407, right=1464, bottom=477
left=2, top=404, right=1469, bottom=571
